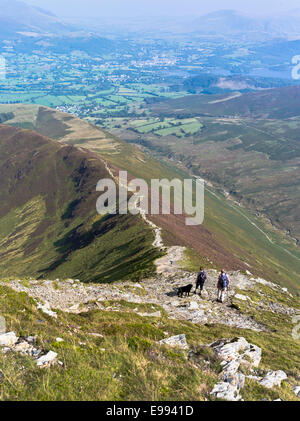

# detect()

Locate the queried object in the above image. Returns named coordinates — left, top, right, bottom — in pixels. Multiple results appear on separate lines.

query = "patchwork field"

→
left=104, top=88, right=300, bottom=248
left=101, top=117, right=203, bottom=138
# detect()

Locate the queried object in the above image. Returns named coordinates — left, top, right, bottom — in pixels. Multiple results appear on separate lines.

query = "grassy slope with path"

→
left=0, top=124, right=161, bottom=283
left=0, top=104, right=298, bottom=292
left=0, top=272, right=299, bottom=400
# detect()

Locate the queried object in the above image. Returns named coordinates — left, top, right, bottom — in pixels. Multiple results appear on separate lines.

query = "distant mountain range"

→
left=191, top=9, right=300, bottom=40
left=0, top=0, right=118, bottom=54
left=0, top=0, right=71, bottom=36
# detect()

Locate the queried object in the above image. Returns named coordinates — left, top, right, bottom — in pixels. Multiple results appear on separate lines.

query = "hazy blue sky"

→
left=24, top=0, right=298, bottom=18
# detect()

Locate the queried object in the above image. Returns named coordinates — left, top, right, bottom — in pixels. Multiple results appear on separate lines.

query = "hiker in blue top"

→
left=217, top=269, right=230, bottom=303
left=194, top=266, right=207, bottom=296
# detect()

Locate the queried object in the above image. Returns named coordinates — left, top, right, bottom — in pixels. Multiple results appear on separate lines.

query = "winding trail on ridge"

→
left=102, top=160, right=165, bottom=250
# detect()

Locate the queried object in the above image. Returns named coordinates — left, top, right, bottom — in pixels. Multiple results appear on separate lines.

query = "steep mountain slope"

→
left=0, top=104, right=299, bottom=292
left=149, top=86, right=300, bottom=119
left=0, top=124, right=160, bottom=282
left=133, top=88, right=300, bottom=247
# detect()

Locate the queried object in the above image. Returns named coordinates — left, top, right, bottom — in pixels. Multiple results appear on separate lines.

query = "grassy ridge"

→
left=0, top=125, right=161, bottom=282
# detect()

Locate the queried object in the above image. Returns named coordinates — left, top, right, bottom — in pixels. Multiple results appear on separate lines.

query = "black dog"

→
left=177, top=284, right=193, bottom=298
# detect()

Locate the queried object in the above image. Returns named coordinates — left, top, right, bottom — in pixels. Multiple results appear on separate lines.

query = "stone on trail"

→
left=259, top=370, right=287, bottom=389
left=0, top=332, right=18, bottom=347
left=159, top=334, right=188, bottom=350
left=189, top=301, right=199, bottom=310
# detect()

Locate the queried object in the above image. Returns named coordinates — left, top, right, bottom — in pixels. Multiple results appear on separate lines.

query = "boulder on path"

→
left=189, top=301, right=199, bottom=310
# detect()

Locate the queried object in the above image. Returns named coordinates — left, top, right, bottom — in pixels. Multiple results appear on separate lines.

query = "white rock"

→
left=247, top=375, right=262, bottom=381
left=213, top=337, right=249, bottom=361
left=56, top=338, right=64, bottom=343
left=222, top=372, right=246, bottom=390
left=88, top=333, right=104, bottom=338
left=189, top=301, right=199, bottom=310
left=68, top=303, right=80, bottom=312
left=212, top=337, right=261, bottom=368
left=14, top=341, right=34, bottom=355
left=235, top=294, right=248, bottom=301
left=0, top=332, right=18, bottom=347
left=293, top=386, right=300, bottom=397
left=210, top=382, right=242, bottom=401
left=138, top=311, right=161, bottom=318
left=159, top=334, right=188, bottom=350
left=37, top=301, right=57, bottom=319
left=242, top=344, right=262, bottom=368
left=259, top=370, right=287, bottom=389
left=36, top=351, right=58, bottom=367
left=222, top=360, right=241, bottom=375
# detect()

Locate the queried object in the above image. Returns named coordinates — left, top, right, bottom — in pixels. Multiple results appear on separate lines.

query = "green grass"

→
left=0, top=285, right=299, bottom=401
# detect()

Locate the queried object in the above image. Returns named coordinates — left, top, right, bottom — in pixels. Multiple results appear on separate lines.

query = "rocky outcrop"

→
left=259, top=371, right=288, bottom=389
left=211, top=337, right=262, bottom=368
left=0, top=332, right=18, bottom=347
left=210, top=337, right=261, bottom=401
left=211, top=380, right=244, bottom=401
left=0, top=330, right=61, bottom=368
left=37, top=351, right=58, bottom=368
left=159, top=334, right=188, bottom=350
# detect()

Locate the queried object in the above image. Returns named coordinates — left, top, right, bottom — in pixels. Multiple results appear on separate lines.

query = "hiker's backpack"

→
left=220, top=273, right=229, bottom=288
left=199, top=271, right=207, bottom=281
